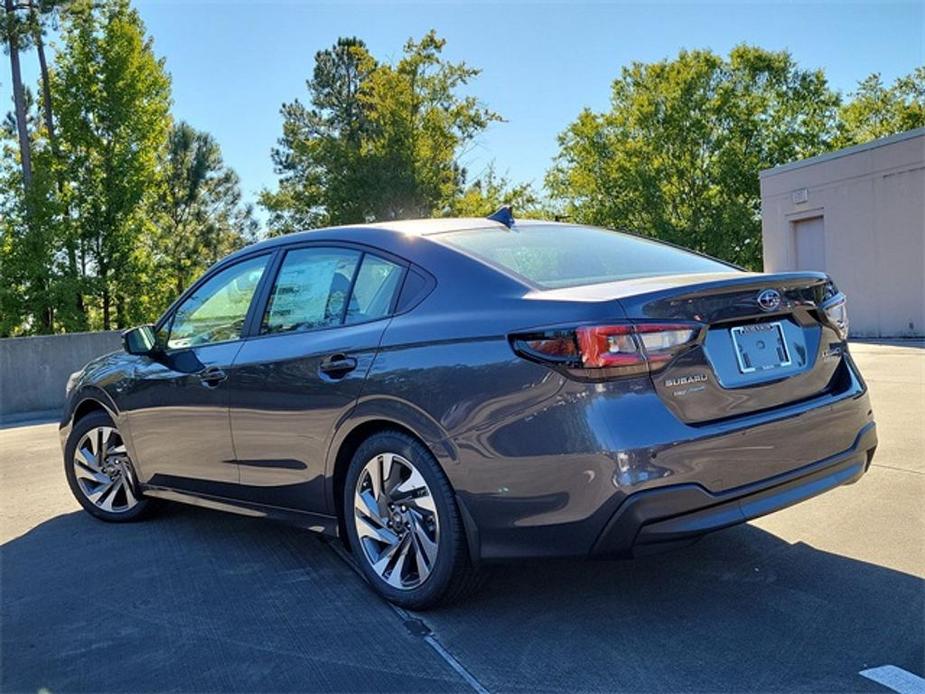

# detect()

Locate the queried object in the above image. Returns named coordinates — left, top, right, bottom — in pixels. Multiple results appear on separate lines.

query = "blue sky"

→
left=5, top=1, right=923, bottom=217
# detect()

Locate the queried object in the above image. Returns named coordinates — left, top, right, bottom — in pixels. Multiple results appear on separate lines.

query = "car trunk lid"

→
left=539, top=271, right=847, bottom=424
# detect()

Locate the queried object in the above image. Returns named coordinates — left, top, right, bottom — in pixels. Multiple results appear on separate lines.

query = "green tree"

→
left=262, top=31, right=500, bottom=233
left=0, top=83, right=67, bottom=334
left=547, top=46, right=839, bottom=269
left=261, top=37, right=377, bottom=233
left=152, top=121, right=258, bottom=301
left=53, top=0, right=171, bottom=329
left=448, top=164, right=545, bottom=218
left=837, top=68, right=925, bottom=146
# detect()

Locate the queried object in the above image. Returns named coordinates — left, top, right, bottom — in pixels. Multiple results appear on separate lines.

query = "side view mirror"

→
left=122, top=325, right=157, bottom=355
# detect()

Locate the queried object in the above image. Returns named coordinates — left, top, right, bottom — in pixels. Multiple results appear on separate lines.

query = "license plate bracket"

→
left=730, top=322, right=792, bottom=374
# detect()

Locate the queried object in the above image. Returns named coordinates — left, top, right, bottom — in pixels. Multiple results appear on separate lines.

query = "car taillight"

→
left=511, top=322, right=704, bottom=377
left=822, top=293, right=849, bottom=340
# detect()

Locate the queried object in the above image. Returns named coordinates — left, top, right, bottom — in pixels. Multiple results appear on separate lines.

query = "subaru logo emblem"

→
left=757, top=289, right=782, bottom=312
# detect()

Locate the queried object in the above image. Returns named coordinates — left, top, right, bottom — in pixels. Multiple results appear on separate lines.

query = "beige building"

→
left=760, top=128, right=925, bottom=338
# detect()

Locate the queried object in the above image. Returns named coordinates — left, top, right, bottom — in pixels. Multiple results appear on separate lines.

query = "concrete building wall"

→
left=761, top=128, right=925, bottom=338
left=0, top=331, right=121, bottom=420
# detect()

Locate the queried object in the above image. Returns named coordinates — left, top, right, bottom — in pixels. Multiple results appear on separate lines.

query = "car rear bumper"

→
left=453, top=354, right=876, bottom=562
left=591, top=420, right=877, bottom=557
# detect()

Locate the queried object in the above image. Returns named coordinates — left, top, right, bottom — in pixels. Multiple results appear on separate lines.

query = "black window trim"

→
left=248, top=240, right=411, bottom=341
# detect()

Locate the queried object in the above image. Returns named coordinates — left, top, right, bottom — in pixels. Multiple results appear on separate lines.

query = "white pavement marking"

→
left=325, top=538, right=489, bottom=694
left=860, top=666, right=925, bottom=693
left=422, top=633, right=490, bottom=694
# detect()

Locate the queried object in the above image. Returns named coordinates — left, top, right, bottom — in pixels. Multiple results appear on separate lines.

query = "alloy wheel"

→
left=73, top=426, right=139, bottom=513
left=353, top=452, right=440, bottom=590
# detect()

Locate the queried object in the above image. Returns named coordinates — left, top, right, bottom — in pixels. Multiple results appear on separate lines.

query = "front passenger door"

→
left=228, top=246, right=406, bottom=513
left=123, top=254, right=271, bottom=492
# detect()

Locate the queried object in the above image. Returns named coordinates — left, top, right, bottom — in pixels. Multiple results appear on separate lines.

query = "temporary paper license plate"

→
left=730, top=322, right=792, bottom=374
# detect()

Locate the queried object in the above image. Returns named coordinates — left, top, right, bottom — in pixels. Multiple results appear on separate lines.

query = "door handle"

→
left=198, top=366, right=227, bottom=388
left=319, top=354, right=358, bottom=378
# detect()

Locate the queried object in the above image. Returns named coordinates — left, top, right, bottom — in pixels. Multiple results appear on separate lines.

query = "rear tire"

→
left=343, top=430, right=482, bottom=609
left=64, top=410, right=154, bottom=522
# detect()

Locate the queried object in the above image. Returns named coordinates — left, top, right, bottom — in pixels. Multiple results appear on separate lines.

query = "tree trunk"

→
left=115, top=295, right=125, bottom=330
left=4, top=0, right=32, bottom=189
left=101, top=260, right=111, bottom=330
left=102, top=287, right=111, bottom=330
left=29, top=2, right=58, bottom=157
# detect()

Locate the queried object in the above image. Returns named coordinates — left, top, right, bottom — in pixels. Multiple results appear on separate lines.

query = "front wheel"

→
left=344, top=431, right=482, bottom=609
left=64, top=410, right=154, bottom=522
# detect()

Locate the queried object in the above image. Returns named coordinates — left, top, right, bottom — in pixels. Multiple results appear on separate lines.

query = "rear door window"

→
left=262, top=248, right=361, bottom=334
left=261, top=247, right=405, bottom=335
left=345, top=255, right=404, bottom=325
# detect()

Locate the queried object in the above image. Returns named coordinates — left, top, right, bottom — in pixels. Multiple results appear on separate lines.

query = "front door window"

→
left=167, top=255, right=269, bottom=349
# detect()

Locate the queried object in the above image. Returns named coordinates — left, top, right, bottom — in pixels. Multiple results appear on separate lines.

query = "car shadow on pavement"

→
left=2, top=503, right=922, bottom=693
left=445, top=525, right=925, bottom=693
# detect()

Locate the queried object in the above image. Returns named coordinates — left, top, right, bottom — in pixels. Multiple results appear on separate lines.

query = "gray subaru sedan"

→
left=60, top=209, right=877, bottom=608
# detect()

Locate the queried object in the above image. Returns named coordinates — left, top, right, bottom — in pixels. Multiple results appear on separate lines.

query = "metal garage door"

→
left=793, top=216, right=826, bottom=271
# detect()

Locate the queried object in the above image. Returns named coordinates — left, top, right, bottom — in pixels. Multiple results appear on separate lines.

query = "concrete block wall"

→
left=0, top=331, right=122, bottom=421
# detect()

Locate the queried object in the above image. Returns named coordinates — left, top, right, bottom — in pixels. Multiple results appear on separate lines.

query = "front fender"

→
left=59, top=386, right=125, bottom=455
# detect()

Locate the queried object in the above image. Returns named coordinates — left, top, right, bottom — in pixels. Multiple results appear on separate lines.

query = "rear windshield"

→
left=436, top=224, right=736, bottom=289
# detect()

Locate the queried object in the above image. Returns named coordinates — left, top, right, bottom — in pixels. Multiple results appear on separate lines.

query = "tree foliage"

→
left=1, top=0, right=256, bottom=335
left=837, top=68, right=925, bottom=146
left=153, top=121, right=258, bottom=296
left=448, top=164, right=546, bottom=218
left=547, top=46, right=841, bottom=269
left=261, top=31, right=501, bottom=233
left=54, top=0, right=173, bottom=328
left=3, top=11, right=923, bottom=336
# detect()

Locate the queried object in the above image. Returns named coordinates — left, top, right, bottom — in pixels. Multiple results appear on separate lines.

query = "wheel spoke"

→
left=86, top=478, right=116, bottom=505
left=355, top=489, right=384, bottom=526
left=380, top=453, right=395, bottom=493
left=392, top=467, right=435, bottom=513
left=75, top=463, right=109, bottom=485
left=100, top=480, right=124, bottom=512
left=372, top=532, right=407, bottom=576
left=122, top=475, right=137, bottom=508
left=356, top=513, right=400, bottom=547
left=410, top=514, right=438, bottom=570
left=384, top=535, right=413, bottom=588
left=75, top=446, right=99, bottom=470
left=411, top=542, right=430, bottom=584
left=410, top=492, right=436, bottom=515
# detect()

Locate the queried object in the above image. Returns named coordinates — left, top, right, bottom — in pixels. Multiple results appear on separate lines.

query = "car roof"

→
left=222, top=217, right=560, bottom=265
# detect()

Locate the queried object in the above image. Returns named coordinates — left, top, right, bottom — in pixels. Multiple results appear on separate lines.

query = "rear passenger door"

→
left=227, top=244, right=406, bottom=513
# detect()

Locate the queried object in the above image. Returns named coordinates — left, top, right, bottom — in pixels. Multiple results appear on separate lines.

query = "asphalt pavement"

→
left=1, top=341, right=923, bottom=693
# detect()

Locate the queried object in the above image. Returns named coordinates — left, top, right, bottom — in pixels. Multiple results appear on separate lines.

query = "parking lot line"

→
left=860, top=665, right=925, bottom=693
left=324, top=537, right=489, bottom=693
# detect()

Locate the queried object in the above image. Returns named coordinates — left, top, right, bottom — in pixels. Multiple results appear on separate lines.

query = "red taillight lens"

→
left=512, top=322, right=702, bottom=376
left=576, top=325, right=645, bottom=368
left=524, top=335, right=579, bottom=360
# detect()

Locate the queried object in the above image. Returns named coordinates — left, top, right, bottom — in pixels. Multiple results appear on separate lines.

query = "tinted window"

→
left=345, top=255, right=404, bottom=325
left=167, top=254, right=269, bottom=349
left=262, top=248, right=361, bottom=334
left=437, top=224, right=735, bottom=289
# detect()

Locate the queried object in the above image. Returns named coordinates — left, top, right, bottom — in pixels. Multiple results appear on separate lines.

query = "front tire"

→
left=344, top=431, right=481, bottom=609
left=64, top=410, right=153, bottom=522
